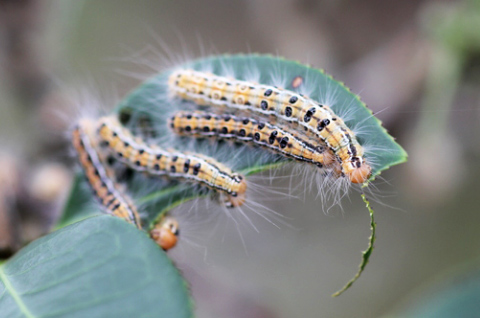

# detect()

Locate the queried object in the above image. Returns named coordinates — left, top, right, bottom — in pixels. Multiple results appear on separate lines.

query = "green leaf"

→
left=332, top=192, right=376, bottom=297
left=0, top=215, right=192, bottom=318
left=57, top=175, right=95, bottom=228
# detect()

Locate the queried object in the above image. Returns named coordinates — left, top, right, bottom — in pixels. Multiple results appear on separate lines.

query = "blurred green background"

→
left=1, top=0, right=480, bottom=317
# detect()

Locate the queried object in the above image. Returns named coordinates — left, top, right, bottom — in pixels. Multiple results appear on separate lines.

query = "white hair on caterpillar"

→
left=151, top=176, right=296, bottom=264
left=126, top=153, right=296, bottom=236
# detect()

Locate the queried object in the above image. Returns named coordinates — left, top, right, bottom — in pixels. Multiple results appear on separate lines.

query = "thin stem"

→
left=332, top=191, right=376, bottom=297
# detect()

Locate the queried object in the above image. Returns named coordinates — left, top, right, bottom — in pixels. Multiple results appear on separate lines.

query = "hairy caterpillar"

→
left=71, top=119, right=142, bottom=229
left=168, top=69, right=371, bottom=184
left=169, top=110, right=340, bottom=172
left=96, top=116, right=247, bottom=208
left=72, top=117, right=182, bottom=251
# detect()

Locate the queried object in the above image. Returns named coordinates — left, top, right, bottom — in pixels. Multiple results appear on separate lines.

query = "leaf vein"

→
left=0, top=264, right=35, bottom=318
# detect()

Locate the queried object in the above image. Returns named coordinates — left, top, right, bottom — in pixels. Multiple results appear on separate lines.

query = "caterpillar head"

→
left=225, top=192, right=247, bottom=208
left=224, top=174, right=247, bottom=208
left=344, top=157, right=372, bottom=184
left=150, top=215, right=180, bottom=251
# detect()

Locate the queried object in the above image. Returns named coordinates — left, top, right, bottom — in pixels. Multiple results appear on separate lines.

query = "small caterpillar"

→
left=168, top=69, right=371, bottom=184
left=71, top=119, right=142, bottom=228
left=169, top=110, right=340, bottom=172
left=150, top=214, right=179, bottom=251
left=96, top=116, right=247, bottom=207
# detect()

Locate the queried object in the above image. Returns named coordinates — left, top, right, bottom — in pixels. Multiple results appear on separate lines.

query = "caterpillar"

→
left=150, top=214, right=179, bottom=251
left=71, top=118, right=142, bottom=229
left=168, top=69, right=371, bottom=184
left=96, top=116, right=247, bottom=208
left=169, top=110, right=340, bottom=173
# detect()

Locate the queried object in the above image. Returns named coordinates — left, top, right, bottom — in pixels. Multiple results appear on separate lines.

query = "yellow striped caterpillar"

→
left=71, top=119, right=142, bottom=229
left=169, top=110, right=340, bottom=173
left=96, top=116, right=247, bottom=208
left=72, top=118, right=181, bottom=251
left=168, top=69, right=371, bottom=184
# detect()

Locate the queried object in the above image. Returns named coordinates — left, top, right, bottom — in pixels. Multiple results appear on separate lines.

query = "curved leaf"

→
left=0, top=215, right=192, bottom=318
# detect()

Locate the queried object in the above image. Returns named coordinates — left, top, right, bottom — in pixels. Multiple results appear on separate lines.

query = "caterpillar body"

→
left=168, top=69, right=371, bottom=184
left=96, top=116, right=247, bottom=207
left=169, top=110, right=340, bottom=172
left=71, top=119, right=142, bottom=229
